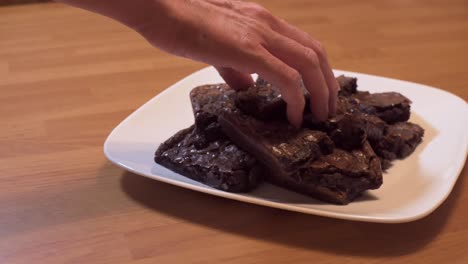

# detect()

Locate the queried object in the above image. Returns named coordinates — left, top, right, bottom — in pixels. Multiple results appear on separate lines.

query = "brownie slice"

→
left=283, top=141, right=382, bottom=204
left=355, top=92, right=412, bottom=124
left=373, top=122, right=424, bottom=163
left=190, top=84, right=238, bottom=141
left=155, top=125, right=263, bottom=192
left=190, top=84, right=237, bottom=121
left=219, top=113, right=334, bottom=174
left=219, top=112, right=382, bottom=204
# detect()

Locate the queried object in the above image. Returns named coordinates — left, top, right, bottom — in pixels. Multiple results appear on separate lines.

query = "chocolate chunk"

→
left=255, top=76, right=270, bottom=86
left=328, top=114, right=367, bottom=150
left=155, top=125, right=263, bottom=192
left=336, top=95, right=361, bottom=115
left=337, top=75, right=358, bottom=96
left=235, top=81, right=286, bottom=121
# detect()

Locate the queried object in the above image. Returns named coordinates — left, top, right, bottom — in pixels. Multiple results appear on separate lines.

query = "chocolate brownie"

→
left=189, top=83, right=240, bottom=142
left=373, top=122, right=424, bottom=162
left=355, top=92, right=412, bottom=124
left=283, top=141, right=382, bottom=204
left=219, top=113, right=333, bottom=173
left=155, top=125, right=263, bottom=192
left=219, top=111, right=382, bottom=204
left=190, top=84, right=237, bottom=132
left=337, top=75, right=358, bottom=96
left=235, top=80, right=286, bottom=121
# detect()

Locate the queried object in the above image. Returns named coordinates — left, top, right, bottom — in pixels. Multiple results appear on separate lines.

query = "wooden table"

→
left=1, top=1, right=467, bottom=263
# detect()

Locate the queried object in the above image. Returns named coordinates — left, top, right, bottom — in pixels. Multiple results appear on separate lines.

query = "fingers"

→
left=271, top=18, right=339, bottom=114
left=216, top=66, right=254, bottom=90
left=245, top=46, right=306, bottom=127
left=188, top=1, right=337, bottom=125
left=265, top=33, right=329, bottom=121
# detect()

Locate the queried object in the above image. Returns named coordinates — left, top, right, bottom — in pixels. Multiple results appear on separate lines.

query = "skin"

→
left=58, top=0, right=339, bottom=127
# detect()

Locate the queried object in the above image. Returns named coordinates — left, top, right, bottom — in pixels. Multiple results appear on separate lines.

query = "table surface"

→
left=1, top=1, right=467, bottom=263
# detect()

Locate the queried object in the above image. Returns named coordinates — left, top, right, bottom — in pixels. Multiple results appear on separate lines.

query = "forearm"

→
left=56, top=0, right=339, bottom=125
left=56, top=0, right=162, bottom=32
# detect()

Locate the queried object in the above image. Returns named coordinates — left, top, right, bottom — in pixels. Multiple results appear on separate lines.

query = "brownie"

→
left=190, top=84, right=237, bottom=138
left=219, top=111, right=382, bottom=204
left=281, top=141, right=383, bottom=204
left=337, top=75, right=358, bottom=96
left=336, top=95, right=362, bottom=114
left=155, top=125, right=263, bottom=192
left=373, top=122, right=424, bottom=162
left=327, top=113, right=386, bottom=150
left=219, top=112, right=334, bottom=174
left=235, top=80, right=286, bottom=121
left=355, top=92, right=412, bottom=124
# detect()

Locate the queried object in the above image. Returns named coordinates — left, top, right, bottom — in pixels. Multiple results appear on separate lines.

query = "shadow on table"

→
left=120, top=162, right=465, bottom=257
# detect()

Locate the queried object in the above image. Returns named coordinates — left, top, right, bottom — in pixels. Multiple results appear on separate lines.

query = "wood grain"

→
left=0, top=1, right=467, bottom=263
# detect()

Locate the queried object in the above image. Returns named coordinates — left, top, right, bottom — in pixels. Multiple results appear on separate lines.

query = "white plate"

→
left=104, top=66, right=468, bottom=223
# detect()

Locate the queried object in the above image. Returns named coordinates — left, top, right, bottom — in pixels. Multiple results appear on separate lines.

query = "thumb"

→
left=215, top=66, right=254, bottom=90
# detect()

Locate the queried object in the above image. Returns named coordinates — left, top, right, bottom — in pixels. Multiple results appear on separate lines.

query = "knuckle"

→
left=303, top=48, right=320, bottom=68
left=239, top=31, right=257, bottom=50
left=313, top=40, right=327, bottom=59
left=223, top=0, right=234, bottom=9
left=246, top=3, right=274, bottom=21
left=248, top=3, right=268, bottom=15
left=283, top=69, right=302, bottom=88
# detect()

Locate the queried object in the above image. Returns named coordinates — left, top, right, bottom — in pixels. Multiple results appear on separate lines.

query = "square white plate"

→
left=104, top=66, right=468, bottom=223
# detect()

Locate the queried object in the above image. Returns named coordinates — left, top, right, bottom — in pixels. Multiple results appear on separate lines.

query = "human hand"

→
left=134, top=0, right=339, bottom=126
left=59, top=0, right=338, bottom=126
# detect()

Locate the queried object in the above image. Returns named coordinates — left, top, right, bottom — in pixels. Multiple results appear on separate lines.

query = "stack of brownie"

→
left=155, top=76, right=424, bottom=204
